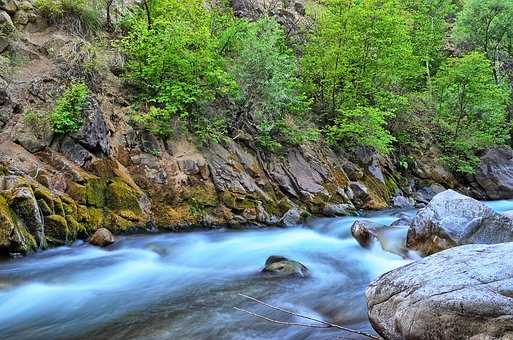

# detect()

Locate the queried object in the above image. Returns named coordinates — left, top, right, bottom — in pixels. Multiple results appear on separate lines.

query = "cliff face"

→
left=0, top=1, right=496, bottom=256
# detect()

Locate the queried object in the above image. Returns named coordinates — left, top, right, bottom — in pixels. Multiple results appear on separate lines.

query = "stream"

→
left=1, top=199, right=513, bottom=340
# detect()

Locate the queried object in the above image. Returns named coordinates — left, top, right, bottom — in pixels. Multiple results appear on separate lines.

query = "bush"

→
left=24, top=110, right=53, bottom=141
left=35, top=0, right=102, bottom=35
left=51, top=82, right=89, bottom=134
left=326, top=107, right=396, bottom=154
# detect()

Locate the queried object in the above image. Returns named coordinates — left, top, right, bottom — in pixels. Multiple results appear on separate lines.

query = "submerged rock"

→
left=88, top=228, right=115, bottom=247
left=367, top=242, right=513, bottom=340
left=407, top=190, right=513, bottom=256
left=351, top=220, right=409, bottom=258
left=261, top=255, right=310, bottom=278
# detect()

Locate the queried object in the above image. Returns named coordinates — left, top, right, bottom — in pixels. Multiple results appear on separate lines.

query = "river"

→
left=1, top=199, right=512, bottom=340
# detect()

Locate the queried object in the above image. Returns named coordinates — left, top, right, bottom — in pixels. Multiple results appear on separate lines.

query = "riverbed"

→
left=1, top=200, right=512, bottom=340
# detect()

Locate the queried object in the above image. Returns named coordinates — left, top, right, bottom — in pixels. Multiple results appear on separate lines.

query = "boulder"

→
left=321, top=203, right=353, bottom=217
left=279, top=207, right=305, bottom=226
left=392, top=195, right=414, bottom=209
left=407, top=190, right=513, bottom=256
left=367, top=243, right=513, bottom=340
left=10, top=186, right=45, bottom=248
left=88, top=228, right=115, bottom=247
left=261, top=255, right=310, bottom=278
left=351, top=220, right=409, bottom=257
left=475, top=147, right=513, bottom=199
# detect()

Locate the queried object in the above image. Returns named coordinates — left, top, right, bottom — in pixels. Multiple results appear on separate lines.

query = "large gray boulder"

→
left=475, top=147, right=513, bottom=199
left=367, top=243, right=513, bottom=340
left=406, top=190, right=513, bottom=256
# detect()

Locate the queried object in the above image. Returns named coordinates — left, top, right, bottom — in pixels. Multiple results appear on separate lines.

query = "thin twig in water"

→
left=236, top=293, right=380, bottom=340
left=233, top=307, right=330, bottom=329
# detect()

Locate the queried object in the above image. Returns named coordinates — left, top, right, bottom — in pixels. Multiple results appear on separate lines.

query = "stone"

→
left=322, top=203, right=353, bottom=217
left=413, top=182, right=446, bottom=205
left=59, top=136, right=94, bottom=167
left=392, top=195, right=414, bottom=209
left=407, top=190, right=513, bottom=256
left=0, top=1, right=16, bottom=14
left=350, top=181, right=387, bottom=210
left=88, top=228, right=115, bottom=247
left=351, top=220, right=409, bottom=257
left=367, top=242, right=513, bottom=340
left=279, top=207, right=305, bottom=226
left=10, top=186, right=45, bottom=248
left=44, top=214, right=69, bottom=244
left=71, top=99, right=110, bottom=155
left=475, top=147, right=513, bottom=199
left=262, top=255, right=310, bottom=278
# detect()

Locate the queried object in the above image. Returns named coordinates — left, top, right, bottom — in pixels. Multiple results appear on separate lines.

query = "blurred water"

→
left=0, top=199, right=511, bottom=340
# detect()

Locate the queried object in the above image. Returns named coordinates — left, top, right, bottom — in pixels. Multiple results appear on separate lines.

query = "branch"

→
left=236, top=293, right=380, bottom=340
left=233, top=307, right=330, bottom=329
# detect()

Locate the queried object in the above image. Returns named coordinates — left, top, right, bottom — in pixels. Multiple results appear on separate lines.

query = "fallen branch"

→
left=233, top=307, right=330, bottom=329
left=236, top=293, right=380, bottom=340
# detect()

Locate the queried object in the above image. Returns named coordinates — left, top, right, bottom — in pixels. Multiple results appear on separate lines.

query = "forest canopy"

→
left=51, top=0, right=513, bottom=174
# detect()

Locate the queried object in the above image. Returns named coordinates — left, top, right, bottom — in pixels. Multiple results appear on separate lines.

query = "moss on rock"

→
left=44, top=214, right=69, bottom=244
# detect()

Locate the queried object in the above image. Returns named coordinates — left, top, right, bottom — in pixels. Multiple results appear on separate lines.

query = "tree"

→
left=222, top=17, right=313, bottom=149
left=404, top=0, right=455, bottom=91
left=303, top=0, right=419, bottom=119
left=453, top=0, right=513, bottom=83
left=433, top=52, right=510, bottom=172
left=120, top=0, right=235, bottom=138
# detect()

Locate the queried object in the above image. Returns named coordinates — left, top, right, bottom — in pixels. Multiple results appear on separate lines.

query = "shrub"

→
left=326, top=107, right=396, bottom=154
left=35, top=0, right=102, bottom=35
left=24, top=110, right=53, bottom=141
left=51, top=82, right=89, bottom=134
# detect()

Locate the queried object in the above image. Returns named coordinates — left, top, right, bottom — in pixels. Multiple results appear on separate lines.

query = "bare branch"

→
left=233, top=307, right=330, bottom=329
left=237, top=293, right=380, bottom=340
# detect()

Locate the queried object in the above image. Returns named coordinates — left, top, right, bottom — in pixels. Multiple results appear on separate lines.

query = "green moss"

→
left=106, top=180, right=142, bottom=212
left=37, top=198, right=53, bottom=216
left=33, top=185, right=54, bottom=207
left=0, top=195, right=14, bottom=248
left=221, top=191, right=256, bottom=211
left=108, top=213, right=136, bottom=232
left=66, top=215, right=85, bottom=239
left=85, top=178, right=107, bottom=207
left=53, top=197, right=65, bottom=217
left=44, top=214, right=69, bottom=244
left=67, top=182, right=87, bottom=204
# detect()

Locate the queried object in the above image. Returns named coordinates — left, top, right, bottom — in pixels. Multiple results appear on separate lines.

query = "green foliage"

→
left=326, top=107, right=396, bottom=154
left=121, top=0, right=235, bottom=138
left=303, top=0, right=420, bottom=123
left=223, top=16, right=313, bottom=148
left=51, top=82, right=89, bottom=134
left=433, top=52, right=510, bottom=172
left=36, top=0, right=102, bottom=34
left=453, top=0, right=513, bottom=83
left=24, top=110, right=53, bottom=141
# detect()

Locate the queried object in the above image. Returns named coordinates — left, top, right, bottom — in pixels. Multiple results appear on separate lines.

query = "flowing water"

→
left=1, top=200, right=512, bottom=340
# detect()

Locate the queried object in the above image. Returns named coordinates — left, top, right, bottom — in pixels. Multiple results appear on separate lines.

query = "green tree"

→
left=121, top=0, right=235, bottom=138
left=222, top=17, right=314, bottom=150
left=433, top=52, right=510, bottom=172
left=453, top=0, right=513, bottom=83
left=404, top=0, right=455, bottom=90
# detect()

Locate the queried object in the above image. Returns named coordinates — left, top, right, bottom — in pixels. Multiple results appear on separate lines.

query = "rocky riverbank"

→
left=1, top=0, right=513, bottom=257
left=358, top=190, right=513, bottom=339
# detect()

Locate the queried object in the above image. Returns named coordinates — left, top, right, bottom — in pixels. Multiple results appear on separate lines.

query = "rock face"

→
left=88, top=228, right=115, bottom=247
left=407, top=190, right=513, bottom=256
left=261, top=255, right=310, bottom=278
left=367, top=243, right=513, bottom=340
left=475, top=147, right=513, bottom=200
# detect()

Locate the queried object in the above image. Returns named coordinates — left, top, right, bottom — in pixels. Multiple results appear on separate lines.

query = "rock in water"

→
left=407, top=189, right=513, bottom=256
left=475, top=146, right=513, bottom=199
left=351, top=220, right=409, bottom=258
left=367, top=243, right=513, bottom=340
left=262, top=255, right=309, bottom=278
left=88, top=228, right=115, bottom=247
